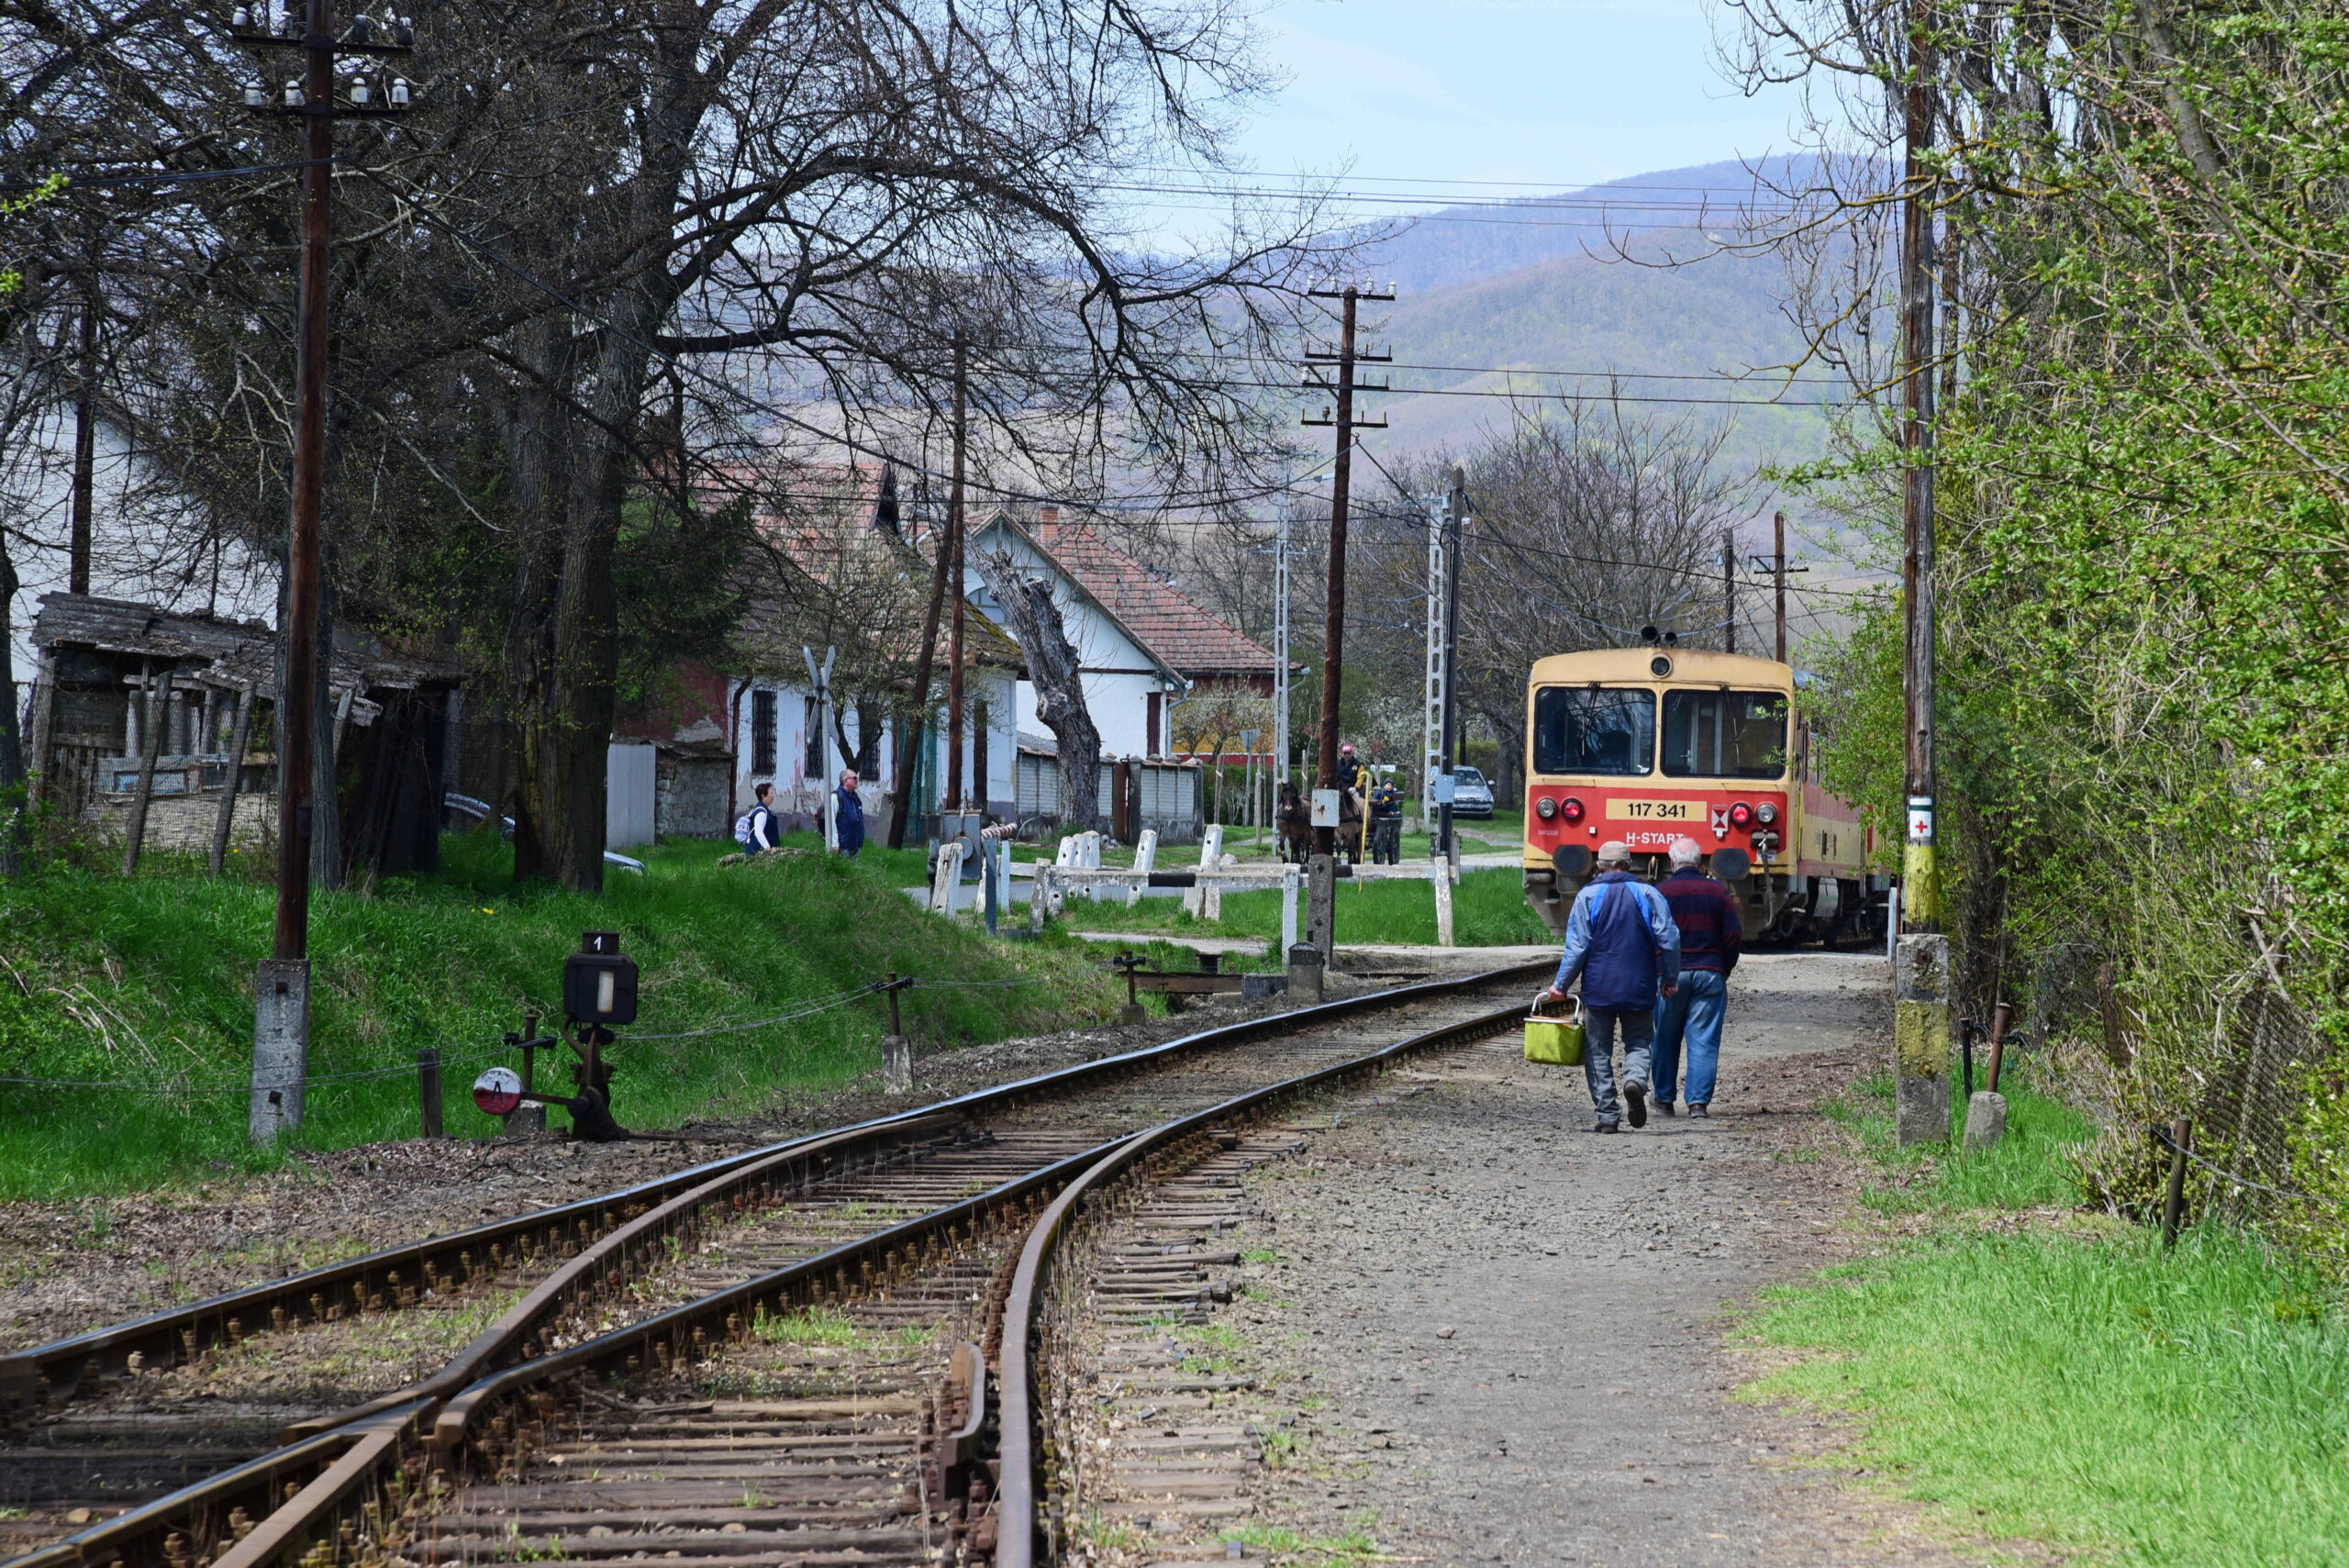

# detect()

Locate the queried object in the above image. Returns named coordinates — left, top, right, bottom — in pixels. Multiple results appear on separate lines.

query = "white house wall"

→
left=728, top=670, right=1020, bottom=833
left=5, top=406, right=276, bottom=715
left=964, top=521, right=1176, bottom=759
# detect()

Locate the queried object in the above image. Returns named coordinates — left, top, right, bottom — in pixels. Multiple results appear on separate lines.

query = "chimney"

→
left=1038, top=505, right=1060, bottom=524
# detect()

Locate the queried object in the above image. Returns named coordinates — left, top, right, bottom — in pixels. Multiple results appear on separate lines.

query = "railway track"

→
left=2, top=960, right=1545, bottom=1568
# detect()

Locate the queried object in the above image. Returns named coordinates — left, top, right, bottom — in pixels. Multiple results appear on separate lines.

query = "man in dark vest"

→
left=834, top=769, right=866, bottom=856
left=1651, top=836, right=1742, bottom=1118
left=1542, top=840, right=1682, bottom=1131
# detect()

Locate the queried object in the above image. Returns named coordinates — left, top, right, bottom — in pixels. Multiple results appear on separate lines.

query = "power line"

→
left=1122, top=166, right=1837, bottom=195
left=1127, top=197, right=1808, bottom=233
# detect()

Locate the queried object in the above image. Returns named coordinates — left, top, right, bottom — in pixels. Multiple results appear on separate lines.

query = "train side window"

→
left=1532, top=686, right=1655, bottom=776
left=1661, top=690, right=1787, bottom=779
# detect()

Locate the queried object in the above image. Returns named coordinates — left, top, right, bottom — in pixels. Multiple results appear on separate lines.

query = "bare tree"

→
left=1366, top=396, right=1758, bottom=788
left=3, top=0, right=1355, bottom=890
left=974, top=542, right=1101, bottom=832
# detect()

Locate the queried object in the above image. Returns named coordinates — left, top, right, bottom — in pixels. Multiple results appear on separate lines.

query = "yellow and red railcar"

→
left=1519, top=648, right=1886, bottom=943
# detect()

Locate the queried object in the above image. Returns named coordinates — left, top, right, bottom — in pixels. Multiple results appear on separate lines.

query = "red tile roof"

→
left=1029, top=516, right=1276, bottom=678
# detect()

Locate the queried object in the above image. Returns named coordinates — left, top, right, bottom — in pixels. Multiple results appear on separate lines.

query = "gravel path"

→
left=1216, top=952, right=2004, bottom=1567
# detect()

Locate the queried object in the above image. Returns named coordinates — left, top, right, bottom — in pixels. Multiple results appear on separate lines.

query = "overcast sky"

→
left=1225, top=0, right=1802, bottom=194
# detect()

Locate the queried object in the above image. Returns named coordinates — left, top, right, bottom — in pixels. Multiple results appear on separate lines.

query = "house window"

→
left=751, top=689, right=777, bottom=773
left=1146, top=692, right=1163, bottom=756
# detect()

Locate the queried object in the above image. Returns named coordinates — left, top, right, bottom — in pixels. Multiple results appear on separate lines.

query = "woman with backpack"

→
left=734, top=782, right=780, bottom=852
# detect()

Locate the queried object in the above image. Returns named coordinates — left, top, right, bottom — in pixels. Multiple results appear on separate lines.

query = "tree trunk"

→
left=835, top=700, right=883, bottom=781
left=0, top=530, right=25, bottom=873
left=501, top=306, right=631, bottom=895
left=975, top=549, right=1101, bottom=832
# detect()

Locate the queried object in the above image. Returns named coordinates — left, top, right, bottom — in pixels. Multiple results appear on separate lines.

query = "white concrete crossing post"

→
left=1128, top=828, right=1159, bottom=907
left=930, top=841, right=965, bottom=914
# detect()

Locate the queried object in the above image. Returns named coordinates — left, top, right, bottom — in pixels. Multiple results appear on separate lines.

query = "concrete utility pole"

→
left=1301, top=280, right=1393, bottom=956
left=944, top=339, right=967, bottom=811
left=806, top=645, right=838, bottom=848
left=245, top=0, right=415, bottom=1142
left=1895, top=5, right=1949, bottom=1148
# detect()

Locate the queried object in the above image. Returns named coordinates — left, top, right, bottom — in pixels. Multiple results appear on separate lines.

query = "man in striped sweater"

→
left=1651, top=837, right=1742, bottom=1118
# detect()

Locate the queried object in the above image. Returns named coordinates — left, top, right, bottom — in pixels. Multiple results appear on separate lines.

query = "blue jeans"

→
left=1652, top=967, right=1728, bottom=1106
left=1583, top=1007, right=1653, bottom=1126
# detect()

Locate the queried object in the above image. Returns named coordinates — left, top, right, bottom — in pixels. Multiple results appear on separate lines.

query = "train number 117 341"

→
left=1606, top=799, right=1697, bottom=821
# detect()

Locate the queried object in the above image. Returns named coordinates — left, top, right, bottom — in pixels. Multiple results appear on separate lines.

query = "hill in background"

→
left=1332, top=158, right=1837, bottom=466
left=1318, top=156, right=1880, bottom=639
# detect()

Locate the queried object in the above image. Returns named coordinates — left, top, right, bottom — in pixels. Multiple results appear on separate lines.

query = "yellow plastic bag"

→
left=1523, top=996, right=1586, bottom=1066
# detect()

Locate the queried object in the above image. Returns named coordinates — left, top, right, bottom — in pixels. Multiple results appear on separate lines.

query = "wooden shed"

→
left=23, top=593, right=466, bottom=877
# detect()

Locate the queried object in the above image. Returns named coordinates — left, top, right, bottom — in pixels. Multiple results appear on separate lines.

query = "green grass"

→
left=0, top=832, right=1121, bottom=1198
left=1048, top=866, right=1551, bottom=949
left=1749, top=1073, right=2349, bottom=1564
left=1823, top=1068, right=2093, bottom=1214
left=751, top=1305, right=863, bottom=1345
left=1230, top=1514, right=1386, bottom=1566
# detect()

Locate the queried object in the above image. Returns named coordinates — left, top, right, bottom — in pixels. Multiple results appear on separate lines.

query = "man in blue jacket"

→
left=1542, top=840, right=1682, bottom=1131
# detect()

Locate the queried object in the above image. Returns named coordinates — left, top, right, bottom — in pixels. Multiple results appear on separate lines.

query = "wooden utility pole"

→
left=231, top=0, right=413, bottom=1141
left=251, top=0, right=339, bottom=1144
left=68, top=297, right=96, bottom=595
left=1301, top=282, right=1392, bottom=954
left=1720, top=528, right=1736, bottom=654
left=944, top=339, right=967, bottom=812
left=1894, top=3, right=1949, bottom=1148
left=1774, top=510, right=1787, bottom=663
left=1273, top=502, right=1291, bottom=805
left=886, top=465, right=952, bottom=850
left=1437, top=464, right=1464, bottom=863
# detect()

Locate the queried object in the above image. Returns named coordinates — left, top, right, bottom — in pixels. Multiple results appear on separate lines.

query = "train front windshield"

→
left=1661, top=690, right=1787, bottom=778
left=1533, top=687, right=1655, bottom=776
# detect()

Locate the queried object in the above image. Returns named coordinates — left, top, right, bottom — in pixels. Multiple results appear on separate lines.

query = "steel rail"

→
left=0, top=1149, right=782, bottom=1418
left=6, top=960, right=1547, bottom=1568
left=275, top=1112, right=962, bottom=1441
left=995, top=999, right=1527, bottom=1566
left=0, top=1404, right=428, bottom=1568
left=3, top=958, right=1543, bottom=1423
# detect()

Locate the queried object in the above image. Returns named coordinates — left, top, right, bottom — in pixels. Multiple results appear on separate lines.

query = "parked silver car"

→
left=1448, top=766, right=1495, bottom=818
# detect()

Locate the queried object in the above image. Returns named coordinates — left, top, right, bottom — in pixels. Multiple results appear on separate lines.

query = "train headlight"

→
left=1561, top=797, right=1585, bottom=822
left=1535, top=796, right=1559, bottom=821
left=1729, top=801, right=1755, bottom=828
left=1755, top=801, right=1778, bottom=826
